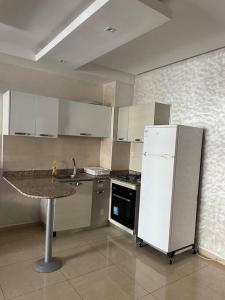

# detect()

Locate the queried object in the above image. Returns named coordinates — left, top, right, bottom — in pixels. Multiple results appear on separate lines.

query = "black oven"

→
left=111, top=183, right=136, bottom=230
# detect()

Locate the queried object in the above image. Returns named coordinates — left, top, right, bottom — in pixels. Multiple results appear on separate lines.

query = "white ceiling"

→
left=93, top=0, right=225, bottom=74
left=0, top=0, right=170, bottom=66
left=0, top=0, right=225, bottom=80
left=0, top=0, right=95, bottom=59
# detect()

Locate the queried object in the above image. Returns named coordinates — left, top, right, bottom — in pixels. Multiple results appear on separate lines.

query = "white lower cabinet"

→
left=40, top=179, right=110, bottom=232
left=40, top=181, right=93, bottom=231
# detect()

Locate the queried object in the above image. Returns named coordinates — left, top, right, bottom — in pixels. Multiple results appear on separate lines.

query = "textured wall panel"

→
left=134, top=48, right=225, bottom=259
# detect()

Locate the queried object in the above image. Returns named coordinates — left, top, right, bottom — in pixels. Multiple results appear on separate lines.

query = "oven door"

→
left=111, top=184, right=136, bottom=229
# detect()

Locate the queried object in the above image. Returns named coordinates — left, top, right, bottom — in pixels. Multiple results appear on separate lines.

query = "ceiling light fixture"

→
left=104, top=27, right=117, bottom=33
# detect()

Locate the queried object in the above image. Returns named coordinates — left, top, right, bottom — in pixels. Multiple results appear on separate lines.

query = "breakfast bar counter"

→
left=3, top=171, right=77, bottom=273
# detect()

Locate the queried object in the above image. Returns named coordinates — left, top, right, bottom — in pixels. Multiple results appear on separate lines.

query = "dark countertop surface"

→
left=3, top=169, right=110, bottom=199
left=3, top=169, right=140, bottom=199
left=3, top=175, right=77, bottom=200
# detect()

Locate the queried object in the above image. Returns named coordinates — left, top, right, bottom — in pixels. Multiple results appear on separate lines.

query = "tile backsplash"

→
left=3, top=135, right=101, bottom=171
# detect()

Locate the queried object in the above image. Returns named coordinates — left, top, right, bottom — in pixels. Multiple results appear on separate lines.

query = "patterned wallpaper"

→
left=134, top=48, right=225, bottom=259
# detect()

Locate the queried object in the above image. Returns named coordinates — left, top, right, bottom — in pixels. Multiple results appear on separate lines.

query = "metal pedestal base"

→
left=34, top=258, right=62, bottom=273
left=34, top=198, right=62, bottom=273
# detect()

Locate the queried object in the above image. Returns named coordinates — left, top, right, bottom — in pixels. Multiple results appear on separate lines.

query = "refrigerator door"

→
left=143, top=126, right=177, bottom=156
left=138, top=142, right=175, bottom=253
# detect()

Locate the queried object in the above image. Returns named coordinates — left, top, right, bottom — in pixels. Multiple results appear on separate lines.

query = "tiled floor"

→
left=0, top=225, right=224, bottom=299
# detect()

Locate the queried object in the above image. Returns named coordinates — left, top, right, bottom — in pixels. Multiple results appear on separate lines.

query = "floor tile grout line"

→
left=111, top=252, right=210, bottom=296
left=0, top=238, right=105, bottom=271
left=146, top=264, right=210, bottom=296
left=0, top=253, right=46, bottom=270
left=67, top=279, right=84, bottom=300
left=5, top=278, right=68, bottom=300
left=62, top=264, right=116, bottom=282
left=0, top=284, right=6, bottom=300
left=112, top=263, right=150, bottom=296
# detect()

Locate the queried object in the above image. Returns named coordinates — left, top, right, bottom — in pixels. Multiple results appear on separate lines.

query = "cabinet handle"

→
left=14, top=132, right=32, bottom=136
left=80, top=133, right=92, bottom=136
left=97, top=180, right=105, bottom=184
left=113, top=193, right=131, bottom=202
left=135, top=138, right=141, bottom=142
left=39, top=134, right=54, bottom=137
left=96, top=190, right=104, bottom=194
left=118, top=138, right=124, bottom=141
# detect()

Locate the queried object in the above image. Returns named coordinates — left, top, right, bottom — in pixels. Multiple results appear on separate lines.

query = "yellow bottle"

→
left=51, top=160, right=57, bottom=176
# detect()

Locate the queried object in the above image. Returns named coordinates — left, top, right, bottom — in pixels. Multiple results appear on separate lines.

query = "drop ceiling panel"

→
left=0, top=0, right=95, bottom=58
left=39, top=0, right=171, bottom=68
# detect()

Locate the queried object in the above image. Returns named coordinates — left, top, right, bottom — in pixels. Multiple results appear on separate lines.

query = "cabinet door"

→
left=86, top=104, right=111, bottom=138
left=59, top=100, right=111, bottom=138
left=128, top=104, right=155, bottom=142
left=54, top=181, right=93, bottom=231
left=117, top=106, right=129, bottom=141
left=10, top=91, right=36, bottom=136
left=36, top=96, right=59, bottom=138
left=91, top=179, right=110, bottom=227
left=59, top=100, right=84, bottom=136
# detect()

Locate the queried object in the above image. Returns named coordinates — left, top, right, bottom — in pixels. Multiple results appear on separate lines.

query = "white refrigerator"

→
left=138, top=125, right=203, bottom=261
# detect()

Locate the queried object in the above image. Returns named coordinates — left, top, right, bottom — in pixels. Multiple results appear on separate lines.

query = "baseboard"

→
left=198, top=247, right=225, bottom=266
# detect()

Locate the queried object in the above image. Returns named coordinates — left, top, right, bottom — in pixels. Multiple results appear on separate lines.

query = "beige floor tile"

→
left=59, top=243, right=113, bottom=279
left=137, top=247, right=208, bottom=277
left=0, top=259, right=66, bottom=299
left=52, top=232, right=89, bottom=253
left=0, top=226, right=44, bottom=244
left=70, top=226, right=126, bottom=243
left=0, top=237, right=44, bottom=267
left=95, top=237, right=207, bottom=293
left=70, top=266, right=148, bottom=300
left=152, top=262, right=225, bottom=300
left=90, top=237, right=135, bottom=264
left=89, top=235, right=151, bottom=264
left=11, top=281, right=81, bottom=300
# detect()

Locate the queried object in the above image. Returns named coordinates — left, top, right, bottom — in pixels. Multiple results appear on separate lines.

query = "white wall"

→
left=134, top=48, right=225, bottom=260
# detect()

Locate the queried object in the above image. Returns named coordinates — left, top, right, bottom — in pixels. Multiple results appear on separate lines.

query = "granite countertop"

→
left=3, top=172, right=77, bottom=200
left=3, top=169, right=110, bottom=199
left=3, top=169, right=140, bottom=199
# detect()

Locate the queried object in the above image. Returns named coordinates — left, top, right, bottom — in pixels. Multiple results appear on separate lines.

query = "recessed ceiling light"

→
left=104, top=27, right=117, bottom=33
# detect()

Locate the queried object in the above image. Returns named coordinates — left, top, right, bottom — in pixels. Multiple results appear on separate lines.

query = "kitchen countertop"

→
left=3, top=169, right=140, bottom=199
left=3, top=169, right=110, bottom=199
left=3, top=171, right=77, bottom=199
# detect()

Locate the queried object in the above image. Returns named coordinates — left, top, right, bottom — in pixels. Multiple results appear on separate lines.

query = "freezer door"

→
left=138, top=151, right=175, bottom=253
left=144, top=126, right=177, bottom=156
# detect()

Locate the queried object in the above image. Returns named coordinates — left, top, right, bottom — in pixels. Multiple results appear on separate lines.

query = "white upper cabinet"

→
left=59, top=100, right=111, bottom=138
left=3, top=91, right=36, bottom=137
left=117, top=106, right=130, bottom=141
left=117, top=103, right=171, bottom=143
left=128, top=104, right=155, bottom=142
left=36, top=96, right=59, bottom=138
left=3, top=90, right=59, bottom=138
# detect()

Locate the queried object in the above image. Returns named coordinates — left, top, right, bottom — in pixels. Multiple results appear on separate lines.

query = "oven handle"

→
left=113, top=193, right=131, bottom=202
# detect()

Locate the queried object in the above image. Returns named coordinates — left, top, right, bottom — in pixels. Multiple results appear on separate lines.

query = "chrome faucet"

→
left=71, top=157, right=77, bottom=178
